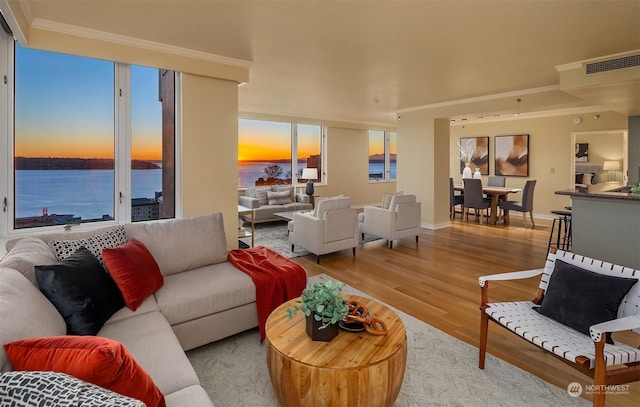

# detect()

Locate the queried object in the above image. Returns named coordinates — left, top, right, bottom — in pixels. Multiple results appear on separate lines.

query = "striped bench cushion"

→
left=485, top=301, right=640, bottom=369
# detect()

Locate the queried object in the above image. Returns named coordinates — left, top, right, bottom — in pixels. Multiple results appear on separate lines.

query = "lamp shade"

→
left=602, top=161, right=621, bottom=171
left=301, top=168, right=318, bottom=180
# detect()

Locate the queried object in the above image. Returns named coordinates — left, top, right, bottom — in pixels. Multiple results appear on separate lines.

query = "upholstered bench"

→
left=478, top=248, right=640, bottom=407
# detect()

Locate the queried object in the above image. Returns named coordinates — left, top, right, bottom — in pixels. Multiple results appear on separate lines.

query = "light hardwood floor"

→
left=291, top=216, right=639, bottom=407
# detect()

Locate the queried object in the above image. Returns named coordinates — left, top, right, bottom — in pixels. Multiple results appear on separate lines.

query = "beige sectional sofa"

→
left=239, top=185, right=313, bottom=223
left=0, top=213, right=259, bottom=406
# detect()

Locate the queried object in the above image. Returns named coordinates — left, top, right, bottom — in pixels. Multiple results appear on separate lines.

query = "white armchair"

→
left=288, top=197, right=358, bottom=264
left=359, top=194, right=421, bottom=248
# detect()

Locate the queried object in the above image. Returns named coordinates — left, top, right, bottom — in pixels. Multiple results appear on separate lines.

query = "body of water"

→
left=238, top=161, right=396, bottom=186
left=15, top=169, right=161, bottom=219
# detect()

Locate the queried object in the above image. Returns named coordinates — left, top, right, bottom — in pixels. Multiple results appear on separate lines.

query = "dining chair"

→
left=463, top=179, right=490, bottom=223
left=487, top=176, right=505, bottom=187
left=499, top=180, right=536, bottom=228
left=450, top=178, right=464, bottom=220
left=486, top=176, right=506, bottom=218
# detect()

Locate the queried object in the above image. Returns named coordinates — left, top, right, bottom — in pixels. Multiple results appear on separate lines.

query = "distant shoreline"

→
left=15, top=157, right=160, bottom=170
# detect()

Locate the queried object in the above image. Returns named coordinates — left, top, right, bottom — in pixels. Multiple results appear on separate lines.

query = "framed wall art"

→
left=494, top=134, right=529, bottom=176
left=575, top=143, right=588, bottom=162
left=458, top=136, right=489, bottom=175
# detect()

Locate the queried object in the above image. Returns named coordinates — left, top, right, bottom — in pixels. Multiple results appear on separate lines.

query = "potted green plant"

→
left=285, top=280, right=349, bottom=342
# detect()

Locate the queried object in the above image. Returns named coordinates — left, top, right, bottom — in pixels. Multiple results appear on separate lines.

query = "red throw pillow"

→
left=4, top=336, right=165, bottom=407
left=102, top=238, right=164, bottom=311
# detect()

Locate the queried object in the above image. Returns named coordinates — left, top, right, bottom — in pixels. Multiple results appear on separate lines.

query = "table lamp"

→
left=602, top=160, right=620, bottom=182
left=301, top=168, right=318, bottom=196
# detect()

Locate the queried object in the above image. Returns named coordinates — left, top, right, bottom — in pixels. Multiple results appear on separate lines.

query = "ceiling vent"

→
left=586, top=54, right=640, bottom=74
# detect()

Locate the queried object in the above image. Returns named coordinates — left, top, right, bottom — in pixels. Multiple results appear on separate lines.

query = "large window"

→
left=4, top=39, right=176, bottom=232
left=238, top=119, right=324, bottom=187
left=368, top=130, right=397, bottom=181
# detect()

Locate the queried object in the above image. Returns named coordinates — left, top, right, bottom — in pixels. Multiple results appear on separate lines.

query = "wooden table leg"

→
left=489, top=194, right=500, bottom=224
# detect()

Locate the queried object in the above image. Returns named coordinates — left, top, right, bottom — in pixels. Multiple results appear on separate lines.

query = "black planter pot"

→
left=305, top=314, right=339, bottom=342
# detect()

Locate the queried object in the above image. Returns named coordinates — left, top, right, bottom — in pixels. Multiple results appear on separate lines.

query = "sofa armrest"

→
left=479, top=269, right=543, bottom=287
left=361, top=206, right=393, bottom=236
left=590, top=315, right=640, bottom=342
left=296, top=193, right=310, bottom=204
left=290, top=213, right=323, bottom=251
left=238, top=195, right=260, bottom=209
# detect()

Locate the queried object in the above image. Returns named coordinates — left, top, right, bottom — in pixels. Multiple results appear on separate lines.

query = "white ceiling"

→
left=10, top=0, right=640, bottom=125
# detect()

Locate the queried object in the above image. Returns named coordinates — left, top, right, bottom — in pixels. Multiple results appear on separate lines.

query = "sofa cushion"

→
left=4, top=336, right=165, bottom=407
left=267, top=190, right=292, bottom=205
left=125, top=214, right=228, bottom=276
left=47, top=225, right=127, bottom=266
left=0, top=268, right=66, bottom=373
left=34, top=247, right=125, bottom=335
left=107, top=296, right=160, bottom=324
left=164, top=385, right=214, bottom=407
left=99, top=311, right=200, bottom=396
left=103, top=238, right=164, bottom=311
left=536, top=259, right=638, bottom=344
left=0, top=237, right=57, bottom=285
left=0, top=371, right=146, bottom=407
left=153, top=262, right=256, bottom=326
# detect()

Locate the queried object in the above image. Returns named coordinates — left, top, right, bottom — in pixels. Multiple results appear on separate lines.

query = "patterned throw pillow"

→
left=254, top=188, right=270, bottom=206
left=0, top=371, right=146, bottom=407
left=267, top=190, right=293, bottom=205
left=47, top=225, right=127, bottom=266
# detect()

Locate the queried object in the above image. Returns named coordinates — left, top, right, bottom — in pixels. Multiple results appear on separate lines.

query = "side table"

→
left=265, top=295, right=407, bottom=407
left=237, top=205, right=254, bottom=247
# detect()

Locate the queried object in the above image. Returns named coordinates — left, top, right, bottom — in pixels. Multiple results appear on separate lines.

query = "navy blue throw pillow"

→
left=535, top=260, right=637, bottom=344
left=35, top=247, right=125, bottom=335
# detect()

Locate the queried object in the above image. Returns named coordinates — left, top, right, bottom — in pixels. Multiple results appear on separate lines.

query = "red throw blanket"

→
left=228, top=246, right=307, bottom=342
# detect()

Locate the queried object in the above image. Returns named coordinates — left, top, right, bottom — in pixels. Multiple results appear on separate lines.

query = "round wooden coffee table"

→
left=265, top=294, right=407, bottom=407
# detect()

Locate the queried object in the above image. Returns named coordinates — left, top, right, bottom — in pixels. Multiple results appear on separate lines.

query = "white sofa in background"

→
left=0, top=213, right=260, bottom=406
left=239, top=185, right=312, bottom=223
left=288, top=196, right=358, bottom=264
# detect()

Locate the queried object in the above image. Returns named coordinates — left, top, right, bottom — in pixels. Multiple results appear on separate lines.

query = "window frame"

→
left=368, top=130, right=397, bottom=182
left=0, top=35, right=181, bottom=239
left=237, top=118, right=326, bottom=189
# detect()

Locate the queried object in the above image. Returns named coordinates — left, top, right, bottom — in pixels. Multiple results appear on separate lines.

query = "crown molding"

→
left=396, top=85, right=561, bottom=114
left=449, top=105, right=605, bottom=126
left=30, top=18, right=252, bottom=69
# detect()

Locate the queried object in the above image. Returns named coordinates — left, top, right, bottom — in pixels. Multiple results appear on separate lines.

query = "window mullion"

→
left=384, top=131, right=391, bottom=180
left=0, top=34, right=13, bottom=237
left=115, top=63, right=131, bottom=223
left=292, top=123, right=299, bottom=185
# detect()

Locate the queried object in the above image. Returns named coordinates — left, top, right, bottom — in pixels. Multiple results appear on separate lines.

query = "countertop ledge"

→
left=555, top=189, right=640, bottom=201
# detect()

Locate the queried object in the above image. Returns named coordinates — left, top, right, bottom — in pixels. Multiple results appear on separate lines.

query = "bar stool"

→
left=547, top=209, right=572, bottom=256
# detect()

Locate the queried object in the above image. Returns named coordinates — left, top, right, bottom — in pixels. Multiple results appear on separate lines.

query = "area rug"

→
left=186, top=274, right=587, bottom=407
left=239, top=221, right=381, bottom=259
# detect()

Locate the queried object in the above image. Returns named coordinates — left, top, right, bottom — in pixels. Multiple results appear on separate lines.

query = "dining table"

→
left=454, top=184, right=521, bottom=225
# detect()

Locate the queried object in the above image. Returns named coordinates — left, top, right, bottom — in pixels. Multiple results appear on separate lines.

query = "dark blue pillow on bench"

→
left=535, top=259, right=637, bottom=344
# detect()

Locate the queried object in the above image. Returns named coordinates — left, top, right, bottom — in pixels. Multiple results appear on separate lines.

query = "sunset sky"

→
left=14, top=44, right=162, bottom=161
left=238, top=119, right=321, bottom=161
